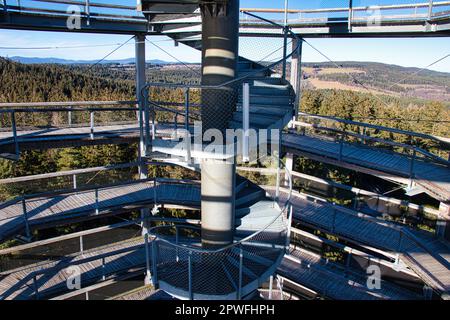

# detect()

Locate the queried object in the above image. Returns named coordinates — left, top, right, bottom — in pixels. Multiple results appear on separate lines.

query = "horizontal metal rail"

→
left=297, top=112, right=450, bottom=147
left=241, top=1, right=450, bottom=15
left=293, top=114, right=450, bottom=167
left=237, top=166, right=440, bottom=218
left=0, top=161, right=139, bottom=184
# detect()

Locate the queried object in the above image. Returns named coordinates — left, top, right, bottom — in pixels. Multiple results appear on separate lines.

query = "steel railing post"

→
left=282, top=0, right=289, bottom=80
left=275, top=133, right=281, bottom=204
left=151, top=240, right=158, bottom=286
left=101, top=256, right=106, bottom=280
left=11, top=111, right=19, bottom=156
left=95, top=188, right=99, bottom=215
left=144, top=234, right=152, bottom=285
left=268, top=275, right=273, bottom=300
left=238, top=245, right=243, bottom=300
left=282, top=27, right=288, bottom=80
left=79, top=235, right=84, bottom=254
left=68, top=108, right=72, bottom=127
left=409, top=149, right=416, bottom=188
left=73, top=174, right=77, bottom=190
left=242, top=83, right=250, bottom=162
left=175, top=226, right=179, bottom=262
left=345, top=249, right=353, bottom=276
left=184, top=88, right=190, bottom=132
left=353, top=190, right=359, bottom=210
left=348, top=0, right=353, bottom=32
left=33, top=274, right=39, bottom=300
left=286, top=205, right=293, bottom=252
left=184, top=88, right=191, bottom=163
left=85, top=0, right=90, bottom=26
left=144, top=88, right=151, bottom=150
left=90, top=111, right=94, bottom=139
left=188, top=250, right=193, bottom=300
left=428, top=0, right=434, bottom=20
left=21, top=196, right=31, bottom=239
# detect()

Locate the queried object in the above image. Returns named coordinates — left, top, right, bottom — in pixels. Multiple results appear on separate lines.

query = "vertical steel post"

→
left=184, top=88, right=190, bottom=132
left=68, top=108, right=72, bottom=127
left=409, top=149, right=416, bottom=188
left=188, top=251, right=193, bottom=300
left=238, top=245, right=243, bottom=300
left=268, top=275, right=273, bottom=300
left=242, top=82, right=250, bottom=162
left=144, top=234, right=152, bottom=285
left=11, top=111, right=19, bottom=156
left=184, top=88, right=191, bottom=163
left=136, top=35, right=150, bottom=235
left=275, top=133, right=282, bottom=202
left=144, top=87, right=151, bottom=149
left=73, top=174, right=77, bottom=190
left=85, top=0, right=90, bottom=25
left=89, top=111, right=94, bottom=139
left=95, top=188, right=99, bottom=215
left=101, top=257, right=106, bottom=280
left=353, top=190, right=359, bottom=210
left=21, top=197, right=31, bottom=239
left=345, top=249, right=353, bottom=276
left=428, top=0, right=434, bottom=20
left=282, top=28, right=288, bottom=80
left=286, top=205, right=294, bottom=251
left=175, top=226, right=179, bottom=262
left=282, top=0, right=289, bottom=80
left=2, top=0, right=7, bottom=13
left=33, top=275, right=39, bottom=300
left=348, top=0, right=353, bottom=32
left=151, top=240, right=158, bottom=286
left=290, top=38, right=303, bottom=123
left=79, top=235, right=84, bottom=254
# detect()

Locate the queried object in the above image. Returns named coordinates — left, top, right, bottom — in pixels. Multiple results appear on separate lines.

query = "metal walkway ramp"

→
left=277, top=188, right=450, bottom=299
left=283, top=132, right=450, bottom=203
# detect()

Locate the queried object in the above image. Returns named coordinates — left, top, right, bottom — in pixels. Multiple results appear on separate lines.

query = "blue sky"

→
left=0, top=0, right=449, bottom=72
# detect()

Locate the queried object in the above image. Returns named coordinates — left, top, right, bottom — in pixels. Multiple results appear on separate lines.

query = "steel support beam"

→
left=135, top=34, right=151, bottom=235
left=201, top=159, right=236, bottom=247
left=199, top=1, right=239, bottom=248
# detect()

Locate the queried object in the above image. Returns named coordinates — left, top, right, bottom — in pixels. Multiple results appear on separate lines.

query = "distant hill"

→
left=7, top=56, right=175, bottom=65
left=301, top=61, right=450, bottom=103
left=0, top=57, right=134, bottom=103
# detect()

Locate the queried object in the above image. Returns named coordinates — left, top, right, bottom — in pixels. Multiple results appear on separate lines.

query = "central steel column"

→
left=200, top=0, right=239, bottom=247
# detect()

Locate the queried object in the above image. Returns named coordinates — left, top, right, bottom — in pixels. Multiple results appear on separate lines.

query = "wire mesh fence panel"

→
left=81, top=225, right=141, bottom=251
left=0, top=166, right=139, bottom=202
left=0, top=226, right=144, bottom=274
left=0, top=237, right=80, bottom=273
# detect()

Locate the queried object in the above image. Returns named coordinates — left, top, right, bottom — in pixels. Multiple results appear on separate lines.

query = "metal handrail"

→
left=147, top=154, right=293, bottom=255
left=296, top=112, right=450, bottom=148
left=241, top=1, right=450, bottom=15
left=285, top=186, right=448, bottom=293
left=293, top=115, right=450, bottom=167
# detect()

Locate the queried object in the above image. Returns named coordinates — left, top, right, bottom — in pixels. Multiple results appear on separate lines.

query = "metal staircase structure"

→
left=0, top=0, right=449, bottom=301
